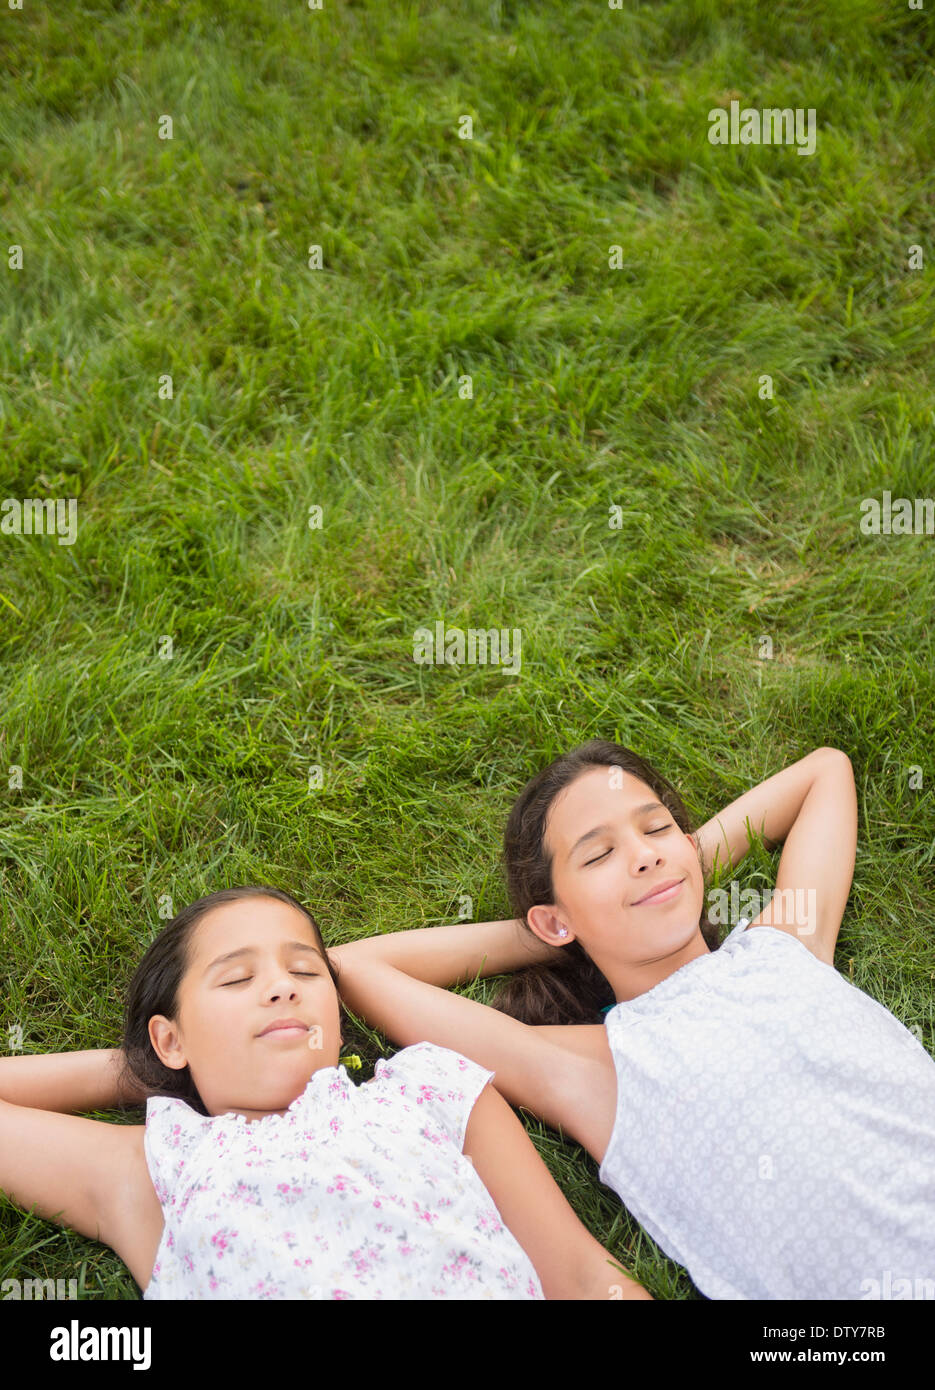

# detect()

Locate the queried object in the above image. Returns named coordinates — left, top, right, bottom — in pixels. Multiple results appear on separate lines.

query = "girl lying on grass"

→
left=0, top=885, right=653, bottom=1300
left=323, top=741, right=935, bottom=1301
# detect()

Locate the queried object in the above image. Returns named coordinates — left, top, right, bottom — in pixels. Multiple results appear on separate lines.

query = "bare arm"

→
left=330, top=916, right=562, bottom=989
left=0, top=1097, right=142, bottom=1254
left=693, top=746, right=841, bottom=877
left=742, top=749, right=857, bottom=965
left=0, top=1047, right=148, bottom=1112
left=464, top=1081, right=652, bottom=1300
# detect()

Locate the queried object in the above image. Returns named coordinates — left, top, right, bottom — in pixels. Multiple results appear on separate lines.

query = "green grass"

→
left=1, top=0, right=933, bottom=1300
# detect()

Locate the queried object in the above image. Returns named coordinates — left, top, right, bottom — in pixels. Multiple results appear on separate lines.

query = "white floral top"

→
left=142, top=1041, right=543, bottom=1300
left=599, top=920, right=935, bottom=1299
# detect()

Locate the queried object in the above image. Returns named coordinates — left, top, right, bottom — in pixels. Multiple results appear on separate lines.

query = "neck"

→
left=593, top=926, right=710, bottom=1003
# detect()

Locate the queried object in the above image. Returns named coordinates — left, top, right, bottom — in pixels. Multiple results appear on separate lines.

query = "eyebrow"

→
left=568, top=802, right=668, bottom=860
left=203, top=942, right=325, bottom=976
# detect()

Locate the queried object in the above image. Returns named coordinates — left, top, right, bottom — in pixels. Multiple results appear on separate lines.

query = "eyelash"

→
left=584, top=825, right=672, bottom=866
left=220, top=972, right=319, bottom=987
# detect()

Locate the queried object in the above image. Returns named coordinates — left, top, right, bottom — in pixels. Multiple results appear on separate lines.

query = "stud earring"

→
left=558, top=928, right=568, bottom=938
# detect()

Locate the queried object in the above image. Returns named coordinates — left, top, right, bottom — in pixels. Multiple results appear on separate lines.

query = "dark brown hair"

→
left=493, top=740, right=722, bottom=1025
left=117, top=886, right=348, bottom=1116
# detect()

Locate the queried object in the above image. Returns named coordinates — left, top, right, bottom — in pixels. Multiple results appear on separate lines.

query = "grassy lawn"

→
left=0, top=0, right=933, bottom=1300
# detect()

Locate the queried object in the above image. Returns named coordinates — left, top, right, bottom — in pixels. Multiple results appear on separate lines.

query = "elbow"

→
left=814, top=746, right=852, bottom=768
left=327, top=940, right=383, bottom=973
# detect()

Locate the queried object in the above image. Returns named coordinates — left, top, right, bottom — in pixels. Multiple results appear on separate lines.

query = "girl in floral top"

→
left=0, top=885, right=651, bottom=1300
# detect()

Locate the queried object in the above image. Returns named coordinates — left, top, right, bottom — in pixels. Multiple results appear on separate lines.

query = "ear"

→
left=527, top=904, right=573, bottom=946
left=148, top=1015, right=188, bottom=1072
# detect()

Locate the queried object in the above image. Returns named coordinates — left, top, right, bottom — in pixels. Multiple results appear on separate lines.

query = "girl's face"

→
left=527, top=766, right=705, bottom=985
left=148, top=898, right=342, bottom=1122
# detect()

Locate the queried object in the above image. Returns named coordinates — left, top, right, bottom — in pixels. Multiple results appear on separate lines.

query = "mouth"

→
left=258, top=1020, right=310, bottom=1038
left=634, top=878, right=684, bottom=906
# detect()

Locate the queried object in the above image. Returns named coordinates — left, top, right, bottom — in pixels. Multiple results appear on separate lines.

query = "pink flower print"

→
left=326, top=1174, right=359, bottom=1196
left=211, top=1228, right=237, bottom=1258
left=416, top=1085, right=437, bottom=1105
left=333, top=1290, right=352, bottom=1300
left=329, top=1116, right=341, bottom=1135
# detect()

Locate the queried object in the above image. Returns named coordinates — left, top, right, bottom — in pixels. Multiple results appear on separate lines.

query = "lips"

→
left=258, top=1018, right=309, bottom=1037
left=634, top=877, right=684, bottom=905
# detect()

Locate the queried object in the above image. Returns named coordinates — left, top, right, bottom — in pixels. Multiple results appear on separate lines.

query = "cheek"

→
left=592, top=861, right=626, bottom=892
left=209, top=989, right=252, bottom=1037
left=568, top=872, right=616, bottom=913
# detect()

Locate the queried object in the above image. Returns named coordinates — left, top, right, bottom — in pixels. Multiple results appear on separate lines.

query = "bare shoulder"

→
left=101, top=1125, right=164, bottom=1295
left=527, top=1024, right=618, bottom=1165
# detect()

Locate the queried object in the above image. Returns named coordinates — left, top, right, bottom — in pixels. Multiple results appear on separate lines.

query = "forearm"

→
left=581, top=1255, right=654, bottom=1301
left=0, top=1047, right=146, bottom=1113
left=466, top=1082, right=654, bottom=1301
left=562, top=1238, right=653, bottom=1299
left=694, top=747, right=836, bottom=878
left=330, top=917, right=563, bottom=988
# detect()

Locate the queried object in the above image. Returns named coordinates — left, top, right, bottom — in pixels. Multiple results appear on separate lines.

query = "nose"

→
left=632, top=848, right=666, bottom=892
left=635, top=846, right=664, bottom=873
left=264, top=976, right=299, bottom=1003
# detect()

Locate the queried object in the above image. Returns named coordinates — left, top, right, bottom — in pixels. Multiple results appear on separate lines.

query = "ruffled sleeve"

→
left=143, top=1094, right=210, bottom=1208
left=372, top=1042, right=495, bottom=1151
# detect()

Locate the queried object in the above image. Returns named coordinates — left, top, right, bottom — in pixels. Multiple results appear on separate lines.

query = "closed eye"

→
left=220, top=972, right=320, bottom=987
left=583, top=825, right=672, bottom=866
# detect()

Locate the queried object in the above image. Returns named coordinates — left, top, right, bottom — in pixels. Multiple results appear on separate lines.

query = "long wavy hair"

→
left=492, top=740, right=722, bottom=1025
left=117, top=885, right=349, bottom=1116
